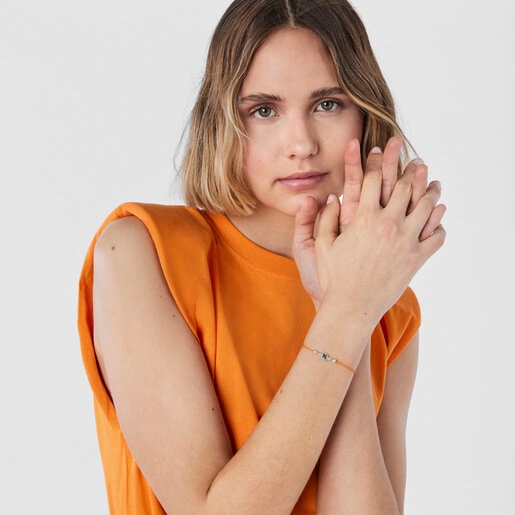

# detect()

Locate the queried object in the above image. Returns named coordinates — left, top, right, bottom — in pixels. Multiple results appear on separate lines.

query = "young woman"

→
left=78, top=0, right=446, bottom=513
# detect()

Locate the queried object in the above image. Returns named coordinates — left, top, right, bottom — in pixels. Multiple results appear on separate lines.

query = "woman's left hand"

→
left=292, top=137, right=442, bottom=308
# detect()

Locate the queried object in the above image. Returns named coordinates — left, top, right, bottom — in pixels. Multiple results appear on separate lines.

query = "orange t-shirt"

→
left=78, top=202, right=421, bottom=514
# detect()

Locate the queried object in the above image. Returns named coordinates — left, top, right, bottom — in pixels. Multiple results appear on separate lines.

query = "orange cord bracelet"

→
left=302, top=344, right=356, bottom=374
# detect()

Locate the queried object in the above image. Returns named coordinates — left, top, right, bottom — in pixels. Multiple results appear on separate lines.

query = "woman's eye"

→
left=252, top=106, right=276, bottom=119
left=317, top=100, right=339, bottom=112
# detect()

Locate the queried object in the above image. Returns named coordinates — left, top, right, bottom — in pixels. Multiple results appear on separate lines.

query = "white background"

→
left=1, top=0, right=514, bottom=513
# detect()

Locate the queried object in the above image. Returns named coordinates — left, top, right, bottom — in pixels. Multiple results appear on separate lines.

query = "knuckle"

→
left=434, top=227, right=446, bottom=246
left=364, top=168, right=382, bottom=182
left=424, top=227, right=446, bottom=251
left=365, top=153, right=382, bottom=169
left=395, top=178, right=412, bottom=194
left=419, top=194, right=437, bottom=212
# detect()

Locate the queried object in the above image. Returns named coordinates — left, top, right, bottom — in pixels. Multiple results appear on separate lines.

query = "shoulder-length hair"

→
left=181, top=0, right=408, bottom=215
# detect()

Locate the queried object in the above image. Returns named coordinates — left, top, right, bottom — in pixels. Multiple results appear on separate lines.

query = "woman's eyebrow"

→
left=310, top=87, right=346, bottom=99
left=238, top=87, right=346, bottom=105
left=238, top=93, right=282, bottom=104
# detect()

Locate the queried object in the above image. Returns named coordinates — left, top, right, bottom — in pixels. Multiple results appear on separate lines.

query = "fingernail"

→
left=370, top=146, right=382, bottom=154
left=326, top=194, right=337, bottom=205
left=433, top=180, right=441, bottom=189
left=413, top=157, right=424, bottom=166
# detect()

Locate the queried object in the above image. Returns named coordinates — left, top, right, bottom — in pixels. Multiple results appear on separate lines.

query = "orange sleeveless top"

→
left=78, top=203, right=421, bottom=514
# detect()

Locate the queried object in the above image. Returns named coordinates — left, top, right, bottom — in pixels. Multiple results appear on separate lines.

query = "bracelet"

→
left=302, top=344, right=356, bottom=374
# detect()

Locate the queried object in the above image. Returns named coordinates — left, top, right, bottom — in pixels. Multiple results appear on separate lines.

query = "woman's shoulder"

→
left=82, top=202, right=217, bottom=345
left=93, top=202, right=216, bottom=254
left=82, top=202, right=218, bottom=297
left=108, top=202, right=212, bottom=232
left=94, top=215, right=154, bottom=265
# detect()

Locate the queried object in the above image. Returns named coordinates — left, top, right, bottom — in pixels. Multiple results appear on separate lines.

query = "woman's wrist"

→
left=308, top=296, right=374, bottom=371
left=318, top=290, right=379, bottom=337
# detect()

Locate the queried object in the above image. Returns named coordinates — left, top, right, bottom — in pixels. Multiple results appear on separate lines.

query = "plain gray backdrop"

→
left=1, top=0, right=514, bottom=513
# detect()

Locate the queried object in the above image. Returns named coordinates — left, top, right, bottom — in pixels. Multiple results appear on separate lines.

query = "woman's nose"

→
left=282, top=115, right=319, bottom=160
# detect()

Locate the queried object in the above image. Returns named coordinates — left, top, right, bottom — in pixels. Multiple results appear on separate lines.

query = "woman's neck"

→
left=227, top=207, right=296, bottom=259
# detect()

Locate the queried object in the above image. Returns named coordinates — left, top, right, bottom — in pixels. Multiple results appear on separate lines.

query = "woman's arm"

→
left=296, top=140, right=434, bottom=513
left=316, top=335, right=419, bottom=514
left=377, top=333, right=419, bottom=510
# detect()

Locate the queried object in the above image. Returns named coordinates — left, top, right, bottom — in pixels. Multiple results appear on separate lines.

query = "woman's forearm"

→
left=317, top=344, right=399, bottom=515
left=204, top=299, right=371, bottom=514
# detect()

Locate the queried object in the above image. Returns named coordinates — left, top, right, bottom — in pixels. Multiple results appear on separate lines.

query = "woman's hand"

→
left=293, top=137, right=405, bottom=306
left=315, top=149, right=445, bottom=329
left=292, top=137, right=446, bottom=313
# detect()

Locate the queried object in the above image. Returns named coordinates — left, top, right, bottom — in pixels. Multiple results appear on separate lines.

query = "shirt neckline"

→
left=202, top=211, right=300, bottom=279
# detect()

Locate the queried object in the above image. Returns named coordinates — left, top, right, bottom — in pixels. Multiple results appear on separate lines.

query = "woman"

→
left=78, top=0, right=446, bottom=513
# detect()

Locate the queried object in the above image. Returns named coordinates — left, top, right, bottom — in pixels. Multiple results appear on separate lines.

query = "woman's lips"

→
left=277, top=172, right=329, bottom=190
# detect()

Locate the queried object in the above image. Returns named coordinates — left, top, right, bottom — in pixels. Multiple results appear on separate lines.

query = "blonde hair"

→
left=181, top=0, right=409, bottom=215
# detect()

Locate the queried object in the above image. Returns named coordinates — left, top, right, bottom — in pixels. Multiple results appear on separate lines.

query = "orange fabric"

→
left=78, top=202, right=421, bottom=514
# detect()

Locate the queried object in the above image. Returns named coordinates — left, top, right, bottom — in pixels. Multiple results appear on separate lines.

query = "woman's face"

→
left=238, top=27, right=363, bottom=218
